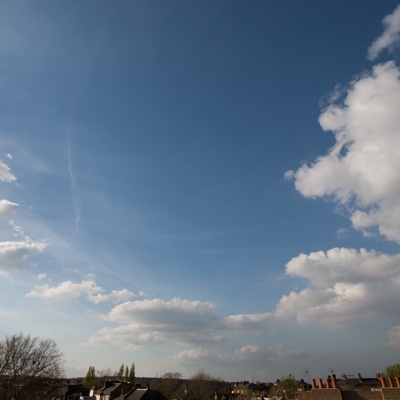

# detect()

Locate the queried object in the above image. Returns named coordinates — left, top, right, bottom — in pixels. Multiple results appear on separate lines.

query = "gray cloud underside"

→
left=0, top=241, right=47, bottom=274
left=85, top=298, right=274, bottom=348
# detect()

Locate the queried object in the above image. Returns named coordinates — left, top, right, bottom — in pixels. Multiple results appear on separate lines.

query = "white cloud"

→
left=27, top=280, right=99, bottom=299
left=0, top=199, right=19, bottom=218
left=282, top=12, right=400, bottom=336
left=97, top=298, right=227, bottom=346
left=275, top=248, right=400, bottom=327
left=0, top=241, right=47, bottom=274
left=386, top=325, right=400, bottom=347
left=171, top=348, right=210, bottom=361
left=87, top=298, right=274, bottom=348
left=285, top=247, right=400, bottom=287
left=219, top=344, right=302, bottom=363
left=26, top=279, right=134, bottom=304
left=368, top=5, right=400, bottom=60
left=223, top=313, right=274, bottom=331
left=0, top=159, right=16, bottom=182
left=0, top=157, right=48, bottom=275
left=287, top=61, right=400, bottom=243
left=336, top=227, right=349, bottom=239
left=89, top=288, right=134, bottom=304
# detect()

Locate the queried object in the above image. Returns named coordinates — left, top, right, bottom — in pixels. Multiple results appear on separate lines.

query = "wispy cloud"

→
left=170, top=348, right=210, bottom=361
left=0, top=158, right=47, bottom=275
left=368, top=4, right=400, bottom=60
left=219, top=344, right=302, bottom=363
left=0, top=159, right=16, bottom=182
left=0, top=199, right=19, bottom=218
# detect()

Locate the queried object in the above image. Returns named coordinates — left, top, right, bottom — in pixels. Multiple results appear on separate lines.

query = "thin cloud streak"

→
left=65, top=126, right=81, bottom=238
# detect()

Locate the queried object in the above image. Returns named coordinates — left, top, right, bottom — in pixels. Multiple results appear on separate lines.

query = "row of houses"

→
left=46, top=372, right=400, bottom=400
left=229, top=373, right=400, bottom=400
left=47, top=381, right=167, bottom=400
left=297, top=373, right=400, bottom=400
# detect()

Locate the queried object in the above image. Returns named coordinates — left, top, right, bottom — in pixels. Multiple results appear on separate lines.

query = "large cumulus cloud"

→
left=282, top=4, right=400, bottom=342
left=286, top=61, right=400, bottom=243
left=275, top=248, right=400, bottom=327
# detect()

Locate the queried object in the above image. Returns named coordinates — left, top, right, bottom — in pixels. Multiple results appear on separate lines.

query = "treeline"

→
left=150, top=370, right=227, bottom=400
left=82, top=363, right=135, bottom=388
left=81, top=367, right=227, bottom=400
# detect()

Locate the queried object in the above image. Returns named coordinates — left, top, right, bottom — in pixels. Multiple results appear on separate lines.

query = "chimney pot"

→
left=326, top=378, right=330, bottom=388
left=311, top=379, right=316, bottom=389
left=332, top=377, right=337, bottom=389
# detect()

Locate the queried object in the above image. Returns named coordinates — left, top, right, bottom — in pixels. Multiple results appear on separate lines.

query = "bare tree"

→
left=185, top=370, right=225, bottom=400
left=151, top=372, right=184, bottom=399
left=0, top=333, right=64, bottom=400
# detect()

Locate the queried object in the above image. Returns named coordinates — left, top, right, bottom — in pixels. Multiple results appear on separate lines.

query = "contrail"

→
left=65, top=123, right=81, bottom=238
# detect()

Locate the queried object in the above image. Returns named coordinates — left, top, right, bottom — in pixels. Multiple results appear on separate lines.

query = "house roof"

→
left=336, top=375, right=380, bottom=388
left=120, top=388, right=168, bottom=400
left=101, top=382, right=135, bottom=398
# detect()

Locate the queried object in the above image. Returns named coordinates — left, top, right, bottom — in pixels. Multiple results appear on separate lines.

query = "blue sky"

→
left=1, top=0, right=400, bottom=382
